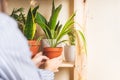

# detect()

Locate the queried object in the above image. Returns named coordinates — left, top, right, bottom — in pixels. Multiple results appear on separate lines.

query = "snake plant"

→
left=24, top=6, right=39, bottom=40
left=10, top=6, right=39, bottom=40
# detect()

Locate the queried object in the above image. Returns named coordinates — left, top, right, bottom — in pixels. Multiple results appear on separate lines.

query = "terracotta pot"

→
left=28, top=40, right=41, bottom=57
left=43, top=47, right=63, bottom=59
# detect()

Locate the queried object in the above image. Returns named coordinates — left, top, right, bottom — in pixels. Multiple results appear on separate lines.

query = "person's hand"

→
left=44, top=56, right=63, bottom=72
left=32, top=52, right=49, bottom=67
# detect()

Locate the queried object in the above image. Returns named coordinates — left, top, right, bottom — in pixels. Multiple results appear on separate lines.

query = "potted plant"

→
left=64, top=27, right=87, bottom=63
left=35, top=0, right=75, bottom=59
left=10, top=6, right=41, bottom=57
left=64, top=29, right=76, bottom=63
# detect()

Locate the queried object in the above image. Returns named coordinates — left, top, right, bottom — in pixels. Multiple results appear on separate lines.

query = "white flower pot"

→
left=64, top=45, right=76, bottom=63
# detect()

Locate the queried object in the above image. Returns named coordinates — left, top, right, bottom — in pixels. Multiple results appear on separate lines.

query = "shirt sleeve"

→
left=38, top=69, right=54, bottom=80
left=0, top=13, right=54, bottom=80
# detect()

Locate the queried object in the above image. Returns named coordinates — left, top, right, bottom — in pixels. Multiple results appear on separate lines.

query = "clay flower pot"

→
left=28, top=40, right=41, bottom=57
left=43, top=47, right=63, bottom=59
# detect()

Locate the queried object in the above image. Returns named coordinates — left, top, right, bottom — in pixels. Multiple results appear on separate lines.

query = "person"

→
left=0, top=0, right=62, bottom=80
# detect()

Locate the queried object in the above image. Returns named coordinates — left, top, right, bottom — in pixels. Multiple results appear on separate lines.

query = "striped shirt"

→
left=0, top=13, right=54, bottom=80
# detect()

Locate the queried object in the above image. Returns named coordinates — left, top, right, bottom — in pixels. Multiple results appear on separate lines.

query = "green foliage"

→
left=10, top=0, right=87, bottom=54
left=78, top=30, right=87, bottom=54
left=68, top=30, right=76, bottom=45
left=10, top=8, right=25, bottom=32
left=10, top=6, right=39, bottom=40
left=66, top=26, right=87, bottom=54
left=36, top=0, right=75, bottom=47
left=24, top=6, right=39, bottom=40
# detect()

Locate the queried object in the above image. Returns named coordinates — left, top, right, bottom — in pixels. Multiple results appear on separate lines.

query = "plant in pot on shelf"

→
left=64, top=27, right=87, bottom=63
left=35, top=0, right=75, bottom=59
left=10, top=6, right=41, bottom=57
left=64, top=29, right=76, bottom=63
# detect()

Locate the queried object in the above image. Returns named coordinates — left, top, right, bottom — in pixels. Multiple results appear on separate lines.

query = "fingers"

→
left=36, top=52, right=49, bottom=60
left=36, top=52, right=43, bottom=56
left=41, top=56, right=49, bottom=60
left=34, top=52, right=49, bottom=61
left=44, top=56, right=63, bottom=72
left=32, top=52, right=50, bottom=67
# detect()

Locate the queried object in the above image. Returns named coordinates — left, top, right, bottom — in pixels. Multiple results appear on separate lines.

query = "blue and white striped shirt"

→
left=0, top=13, right=54, bottom=80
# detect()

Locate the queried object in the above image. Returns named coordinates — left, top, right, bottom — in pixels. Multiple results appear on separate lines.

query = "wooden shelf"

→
left=60, top=61, right=74, bottom=68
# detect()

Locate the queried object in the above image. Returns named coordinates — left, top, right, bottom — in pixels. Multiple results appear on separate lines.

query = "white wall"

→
left=87, top=0, right=120, bottom=80
left=7, top=0, right=70, bottom=24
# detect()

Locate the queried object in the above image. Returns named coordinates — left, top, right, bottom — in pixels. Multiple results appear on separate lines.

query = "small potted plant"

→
left=10, top=6, right=41, bottom=57
left=64, top=28, right=76, bottom=63
left=64, top=26, right=87, bottom=63
left=35, top=0, right=75, bottom=59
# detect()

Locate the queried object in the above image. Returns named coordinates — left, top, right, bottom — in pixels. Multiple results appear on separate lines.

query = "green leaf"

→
left=32, top=5, right=39, bottom=17
left=55, top=40, right=67, bottom=47
left=35, top=12, right=47, bottom=25
left=52, top=0, right=55, bottom=13
left=24, top=6, right=39, bottom=40
left=78, top=30, right=87, bottom=54
left=48, top=4, right=62, bottom=30
left=62, top=13, right=75, bottom=31
left=35, top=12, right=51, bottom=39
left=24, top=8, right=34, bottom=40
left=56, top=13, right=75, bottom=42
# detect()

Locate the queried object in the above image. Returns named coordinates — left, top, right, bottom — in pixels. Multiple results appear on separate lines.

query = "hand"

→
left=32, top=52, right=49, bottom=67
left=45, top=56, right=63, bottom=72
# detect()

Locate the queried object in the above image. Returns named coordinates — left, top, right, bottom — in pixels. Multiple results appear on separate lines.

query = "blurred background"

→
left=3, top=0, right=120, bottom=80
